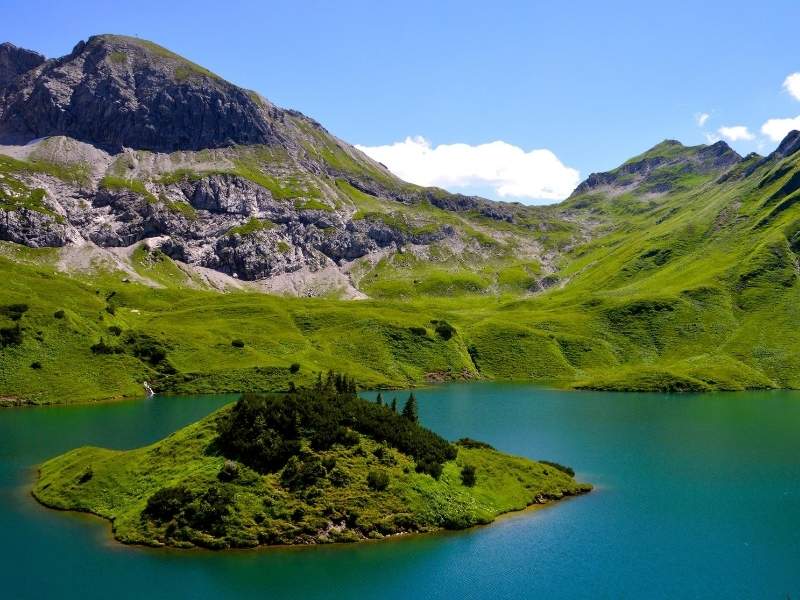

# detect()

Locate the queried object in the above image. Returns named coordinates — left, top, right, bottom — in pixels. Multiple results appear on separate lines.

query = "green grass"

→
left=100, top=176, right=158, bottom=203
left=226, top=218, right=275, bottom=237
left=32, top=401, right=590, bottom=549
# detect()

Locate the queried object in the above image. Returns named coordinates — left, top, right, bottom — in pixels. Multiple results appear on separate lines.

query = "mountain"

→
left=0, top=34, right=549, bottom=293
left=1, top=34, right=800, bottom=402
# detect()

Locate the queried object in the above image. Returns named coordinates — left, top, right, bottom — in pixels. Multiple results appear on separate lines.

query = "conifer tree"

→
left=401, top=393, right=418, bottom=423
left=375, top=392, right=383, bottom=405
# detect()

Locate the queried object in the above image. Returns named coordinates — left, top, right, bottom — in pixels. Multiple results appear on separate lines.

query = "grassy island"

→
left=33, top=375, right=590, bottom=549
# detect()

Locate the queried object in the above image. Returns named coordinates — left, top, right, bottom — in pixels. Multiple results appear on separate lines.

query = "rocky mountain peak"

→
left=770, top=130, right=800, bottom=160
left=0, top=42, right=45, bottom=89
left=0, top=34, right=283, bottom=152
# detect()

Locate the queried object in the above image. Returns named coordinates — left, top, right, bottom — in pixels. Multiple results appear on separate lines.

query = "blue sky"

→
left=3, top=0, right=800, bottom=203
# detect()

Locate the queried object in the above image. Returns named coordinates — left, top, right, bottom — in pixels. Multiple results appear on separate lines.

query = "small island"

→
left=33, top=375, right=591, bottom=549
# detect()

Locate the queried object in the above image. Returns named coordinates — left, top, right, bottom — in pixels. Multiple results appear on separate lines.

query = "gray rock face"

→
left=0, top=35, right=283, bottom=152
left=572, top=139, right=742, bottom=197
left=0, top=42, right=45, bottom=90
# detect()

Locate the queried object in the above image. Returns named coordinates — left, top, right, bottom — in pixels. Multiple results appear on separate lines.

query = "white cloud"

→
left=717, top=125, right=754, bottom=142
left=761, top=115, right=800, bottom=142
left=696, top=112, right=710, bottom=126
left=784, top=73, right=800, bottom=101
left=356, top=136, right=580, bottom=202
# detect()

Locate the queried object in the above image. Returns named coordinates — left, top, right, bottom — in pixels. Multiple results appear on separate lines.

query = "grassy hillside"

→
left=33, top=385, right=589, bottom=549
left=3, top=136, right=800, bottom=402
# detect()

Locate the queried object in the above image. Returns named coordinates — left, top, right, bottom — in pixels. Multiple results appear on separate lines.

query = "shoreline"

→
left=29, top=475, right=592, bottom=553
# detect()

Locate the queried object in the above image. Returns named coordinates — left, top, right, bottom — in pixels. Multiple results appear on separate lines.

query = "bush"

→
left=231, top=339, right=245, bottom=348
left=408, top=326, right=427, bottom=336
left=108, top=325, right=123, bottom=336
left=460, top=464, right=477, bottom=487
left=144, top=486, right=195, bottom=523
left=53, top=309, right=65, bottom=319
left=415, top=459, right=443, bottom=479
left=0, top=303, right=29, bottom=321
left=280, top=454, right=327, bottom=491
left=90, top=338, right=123, bottom=355
left=540, top=460, right=575, bottom=477
left=0, top=324, right=22, bottom=347
left=329, top=466, right=350, bottom=487
left=289, top=362, right=301, bottom=373
left=30, top=361, right=42, bottom=370
left=217, top=460, right=240, bottom=482
left=367, top=470, right=390, bottom=491
left=432, top=320, right=456, bottom=340
left=182, top=485, right=234, bottom=533
left=455, top=438, right=495, bottom=450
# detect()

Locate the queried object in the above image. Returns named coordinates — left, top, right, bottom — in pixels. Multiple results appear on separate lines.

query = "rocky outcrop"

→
left=0, top=42, right=44, bottom=90
left=571, top=139, right=742, bottom=197
left=0, top=35, right=283, bottom=152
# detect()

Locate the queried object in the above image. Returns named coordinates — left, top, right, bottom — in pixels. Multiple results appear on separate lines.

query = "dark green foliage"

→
left=460, top=464, right=477, bottom=487
left=90, top=338, right=123, bottom=354
left=108, top=325, right=122, bottom=336
left=53, top=309, right=65, bottom=319
left=123, top=331, right=170, bottom=367
left=280, top=454, right=326, bottom=491
left=289, top=362, right=301, bottom=373
left=231, top=339, right=245, bottom=348
left=408, top=326, right=427, bottom=336
left=77, top=466, right=93, bottom=484
left=375, top=392, right=383, bottom=405
left=30, top=361, right=42, bottom=370
left=328, top=466, right=350, bottom=487
left=415, top=459, right=443, bottom=479
left=401, top=393, right=418, bottom=423
left=540, top=460, right=575, bottom=477
left=216, top=394, right=302, bottom=473
left=0, top=303, right=28, bottom=321
left=144, top=486, right=195, bottom=523
left=390, top=398, right=397, bottom=413
left=216, top=374, right=455, bottom=478
left=0, top=324, right=22, bottom=347
left=366, top=469, right=389, bottom=491
left=217, top=460, right=240, bottom=482
left=432, top=320, right=456, bottom=340
left=456, top=438, right=495, bottom=450
left=182, top=485, right=234, bottom=534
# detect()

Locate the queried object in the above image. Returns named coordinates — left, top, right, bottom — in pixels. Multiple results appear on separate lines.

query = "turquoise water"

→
left=1, top=383, right=799, bottom=599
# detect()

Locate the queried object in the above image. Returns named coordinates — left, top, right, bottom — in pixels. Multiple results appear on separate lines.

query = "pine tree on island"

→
left=402, top=393, right=418, bottom=423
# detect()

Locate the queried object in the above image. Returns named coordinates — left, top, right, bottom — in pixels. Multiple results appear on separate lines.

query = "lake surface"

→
left=1, top=383, right=799, bottom=599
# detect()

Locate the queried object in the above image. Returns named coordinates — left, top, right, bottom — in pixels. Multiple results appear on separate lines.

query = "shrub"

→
left=0, top=303, right=29, bottom=321
left=540, top=460, right=575, bottom=477
left=231, top=339, right=245, bottom=348
left=182, top=485, right=234, bottom=533
left=217, top=460, right=240, bottom=482
left=0, top=324, right=22, bottom=347
left=366, top=470, right=390, bottom=491
left=289, top=362, right=301, bottom=373
left=90, top=338, right=123, bottom=354
left=30, top=361, right=42, bottom=370
left=53, top=309, right=65, bottom=319
left=329, top=466, right=350, bottom=487
left=408, top=326, right=427, bottom=336
left=433, top=320, right=456, bottom=340
left=144, top=486, right=195, bottom=523
left=77, top=466, right=93, bottom=484
left=455, top=438, right=495, bottom=450
left=460, top=464, right=477, bottom=487
left=108, top=325, right=122, bottom=336
left=280, top=454, right=327, bottom=491
left=415, top=459, right=443, bottom=479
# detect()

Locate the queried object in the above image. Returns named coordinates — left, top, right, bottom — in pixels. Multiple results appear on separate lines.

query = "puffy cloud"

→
left=356, top=136, right=580, bottom=203
left=761, top=115, right=800, bottom=142
left=784, top=73, right=800, bottom=101
left=717, top=125, right=754, bottom=141
left=696, top=112, right=710, bottom=126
